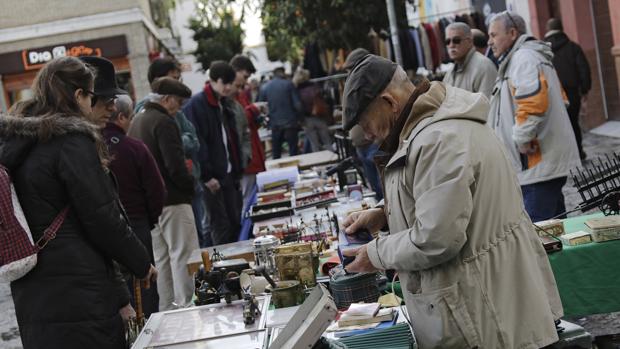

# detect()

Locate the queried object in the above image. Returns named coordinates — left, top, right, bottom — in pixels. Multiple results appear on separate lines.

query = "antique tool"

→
left=212, top=258, right=250, bottom=275
left=266, top=280, right=304, bottom=309
left=274, top=243, right=317, bottom=287
left=125, top=277, right=146, bottom=348
left=570, top=153, right=620, bottom=215
left=254, top=265, right=278, bottom=289
left=242, top=291, right=261, bottom=325
left=253, top=235, right=280, bottom=276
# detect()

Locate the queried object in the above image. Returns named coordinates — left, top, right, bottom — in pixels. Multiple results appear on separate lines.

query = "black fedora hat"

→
left=80, top=56, right=127, bottom=96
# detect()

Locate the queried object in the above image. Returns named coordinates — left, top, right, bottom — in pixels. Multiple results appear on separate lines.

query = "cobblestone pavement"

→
left=1, top=132, right=620, bottom=348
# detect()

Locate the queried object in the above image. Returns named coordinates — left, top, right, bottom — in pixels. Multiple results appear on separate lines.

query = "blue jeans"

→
left=521, top=176, right=567, bottom=222
left=192, top=180, right=211, bottom=247
left=271, top=126, right=299, bottom=159
left=357, top=143, right=383, bottom=201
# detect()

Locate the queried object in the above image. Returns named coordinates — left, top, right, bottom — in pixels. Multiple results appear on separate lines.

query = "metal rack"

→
left=570, top=153, right=620, bottom=215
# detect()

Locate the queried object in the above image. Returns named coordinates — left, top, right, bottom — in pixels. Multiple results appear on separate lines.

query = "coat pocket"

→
left=410, top=283, right=480, bottom=349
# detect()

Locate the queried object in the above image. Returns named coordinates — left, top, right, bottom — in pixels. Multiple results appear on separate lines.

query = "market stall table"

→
left=548, top=212, right=620, bottom=317
left=265, top=150, right=339, bottom=170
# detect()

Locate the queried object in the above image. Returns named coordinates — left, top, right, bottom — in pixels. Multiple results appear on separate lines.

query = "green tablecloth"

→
left=548, top=213, right=620, bottom=317
left=388, top=213, right=620, bottom=317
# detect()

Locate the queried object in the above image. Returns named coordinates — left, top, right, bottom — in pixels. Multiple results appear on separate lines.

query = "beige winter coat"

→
left=442, top=47, right=497, bottom=98
left=366, top=82, right=563, bottom=349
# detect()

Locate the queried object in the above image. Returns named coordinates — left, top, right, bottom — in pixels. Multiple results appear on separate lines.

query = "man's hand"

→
left=343, top=245, right=379, bottom=273
left=343, top=208, right=387, bottom=235
left=254, top=102, right=269, bottom=114
left=517, top=141, right=539, bottom=155
left=119, top=303, right=136, bottom=324
left=205, top=178, right=221, bottom=193
left=141, top=264, right=158, bottom=289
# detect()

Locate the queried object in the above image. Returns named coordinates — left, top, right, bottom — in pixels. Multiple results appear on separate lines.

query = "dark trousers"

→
left=521, top=176, right=567, bottom=222
left=271, top=126, right=299, bottom=159
left=566, top=88, right=584, bottom=158
left=126, top=218, right=159, bottom=318
left=357, top=143, right=383, bottom=201
left=204, top=176, right=242, bottom=246
left=192, top=179, right=211, bottom=247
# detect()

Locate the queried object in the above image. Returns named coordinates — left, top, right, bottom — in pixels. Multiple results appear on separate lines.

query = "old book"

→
left=337, top=308, right=394, bottom=327
left=533, top=219, right=565, bottom=237
left=585, top=216, right=620, bottom=230
left=584, top=216, right=620, bottom=242
left=559, top=231, right=593, bottom=246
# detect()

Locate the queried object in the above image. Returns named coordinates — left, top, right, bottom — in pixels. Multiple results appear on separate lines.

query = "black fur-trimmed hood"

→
left=0, top=113, right=106, bottom=171
left=0, top=113, right=100, bottom=142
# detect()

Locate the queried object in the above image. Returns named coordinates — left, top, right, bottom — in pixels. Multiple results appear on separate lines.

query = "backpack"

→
left=0, top=164, right=68, bottom=282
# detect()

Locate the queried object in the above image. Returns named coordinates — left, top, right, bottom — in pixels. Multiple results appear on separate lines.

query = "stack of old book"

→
left=337, top=303, right=394, bottom=327
left=585, top=216, right=620, bottom=242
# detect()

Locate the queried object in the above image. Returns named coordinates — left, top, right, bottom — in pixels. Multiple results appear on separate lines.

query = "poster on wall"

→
left=471, top=0, right=507, bottom=27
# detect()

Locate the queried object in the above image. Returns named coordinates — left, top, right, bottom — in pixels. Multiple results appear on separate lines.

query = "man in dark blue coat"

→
left=258, top=67, right=302, bottom=159
left=183, top=61, right=243, bottom=246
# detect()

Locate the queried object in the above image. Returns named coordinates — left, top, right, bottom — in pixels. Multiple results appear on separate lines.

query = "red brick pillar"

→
left=610, top=0, right=620, bottom=100
left=528, top=0, right=551, bottom=38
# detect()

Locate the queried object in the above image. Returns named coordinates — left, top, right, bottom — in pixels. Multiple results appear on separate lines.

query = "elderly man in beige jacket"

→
left=443, top=22, right=497, bottom=98
left=342, top=54, right=562, bottom=349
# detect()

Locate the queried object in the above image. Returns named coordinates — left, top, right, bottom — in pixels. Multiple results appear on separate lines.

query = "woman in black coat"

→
left=0, top=57, right=156, bottom=348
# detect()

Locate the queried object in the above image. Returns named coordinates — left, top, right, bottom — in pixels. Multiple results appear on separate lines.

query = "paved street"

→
left=1, top=131, right=620, bottom=348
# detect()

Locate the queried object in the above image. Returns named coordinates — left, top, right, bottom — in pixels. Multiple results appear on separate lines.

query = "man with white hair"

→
left=488, top=11, right=580, bottom=222
left=129, top=77, right=199, bottom=310
left=442, top=22, right=497, bottom=98
left=103, top=95, right=166, bottom=317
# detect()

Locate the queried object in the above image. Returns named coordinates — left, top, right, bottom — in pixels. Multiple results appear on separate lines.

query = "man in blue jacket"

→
left=258, top=67, right=302, bottom=159
left=184, top=61, right=243, bottom=246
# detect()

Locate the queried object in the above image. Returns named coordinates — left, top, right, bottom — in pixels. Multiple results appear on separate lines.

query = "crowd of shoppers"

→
left=0, top=9, right=594, bottom=349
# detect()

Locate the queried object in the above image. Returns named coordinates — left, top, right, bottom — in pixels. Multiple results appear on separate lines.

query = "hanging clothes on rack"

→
left=409, top=27, right=425, bottom=69
left=398, top=28, right=419, bottom=72
left=418, top=25, right=433, bottom=71
left=423, top=22, right=441, bottom=70
left=304, top=43, right=327, bottom=78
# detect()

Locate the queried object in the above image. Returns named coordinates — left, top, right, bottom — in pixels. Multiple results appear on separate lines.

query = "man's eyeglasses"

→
left=445, top=37, right=463, bottom=46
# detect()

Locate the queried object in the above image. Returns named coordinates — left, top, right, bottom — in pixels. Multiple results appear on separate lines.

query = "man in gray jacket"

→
left=342, top=54, right=562, bottom=349
left=442, top=22, right=497, bottom=98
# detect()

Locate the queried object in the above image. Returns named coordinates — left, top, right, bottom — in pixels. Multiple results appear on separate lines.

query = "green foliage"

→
left=190, top=2, right=245, bottom=71
left=261, top=0, right=407, bottom=62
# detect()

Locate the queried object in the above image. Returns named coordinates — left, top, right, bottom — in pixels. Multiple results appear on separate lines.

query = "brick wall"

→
left=593, top=0, right=620, bottom=122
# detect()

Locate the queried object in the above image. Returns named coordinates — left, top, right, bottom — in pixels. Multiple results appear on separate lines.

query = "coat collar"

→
left=144, top=101, right=172, bottom=117
left=103, top=122, right=126, bottom=136
left=454, top=47, right=477, bottom=73
left=203, top=83, right=220, bottom=107
left=0, top=113, right=100, bottom=142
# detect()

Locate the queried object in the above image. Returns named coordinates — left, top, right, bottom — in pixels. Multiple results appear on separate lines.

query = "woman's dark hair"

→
left=208, top=61, right=236, bottom=84
left=148, top=57, right=181, bottom=83
left=10, top=56, right=95, bottom=118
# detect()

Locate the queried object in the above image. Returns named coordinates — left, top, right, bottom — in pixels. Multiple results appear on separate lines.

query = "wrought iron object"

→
left=570, top=153, right=620, bottom=215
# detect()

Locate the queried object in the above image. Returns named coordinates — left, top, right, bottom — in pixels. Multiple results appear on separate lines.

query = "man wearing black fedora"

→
left=80, top=56, right=127, bottom=128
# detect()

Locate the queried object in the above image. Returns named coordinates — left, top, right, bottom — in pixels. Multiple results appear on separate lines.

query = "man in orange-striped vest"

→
left=487, top=11, right=580, bottom=222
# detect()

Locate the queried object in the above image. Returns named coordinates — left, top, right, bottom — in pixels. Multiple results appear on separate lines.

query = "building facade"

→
left=0, top=0, right=176, bottom=112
